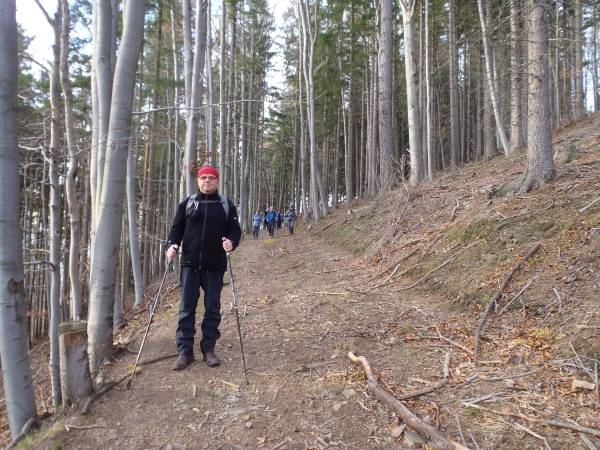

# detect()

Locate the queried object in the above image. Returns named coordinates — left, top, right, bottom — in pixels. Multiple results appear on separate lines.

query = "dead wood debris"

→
left=80, top=352, right=178, bottom=415
left=392, top=240, right=482, bottom=292
left=348, top=352, right=468, bottom=450
left=395, top=352, right=452, bottom=401
left=474, top=242, right=541, bottom=364
left=462, top=402, right=600, bottom=438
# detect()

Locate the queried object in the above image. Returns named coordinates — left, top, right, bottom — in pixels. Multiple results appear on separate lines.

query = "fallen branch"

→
left=579, top=196, right=600, bottom=213
left=348, top=352, right=468, bottom=450
left=474, top=242, right=541, bottom=364
left=462, top=403, right=600, bottom=437
left=499, top=276, right=538, bottom=314
left=511, top=421, right=552, bottom=450
left=64, top=423, right=105, bottom=432
left=396, top=353, right=451, bottom=401
left=313, top=221, right=338, bottom=234
left=450, top=199, right=460, bottom=222
left=80, top=352, right=178, bottom=415
left=392, top=240, right=481, bottom=292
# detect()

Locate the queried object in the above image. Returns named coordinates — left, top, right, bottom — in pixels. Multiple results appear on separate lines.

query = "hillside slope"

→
left=2, top=114, right=600, bottom=449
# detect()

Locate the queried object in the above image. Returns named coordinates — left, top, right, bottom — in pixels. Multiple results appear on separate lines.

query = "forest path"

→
left=57, top=225, right=440, bottom=450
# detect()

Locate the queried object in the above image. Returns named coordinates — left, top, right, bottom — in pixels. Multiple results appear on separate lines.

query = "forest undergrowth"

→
left=2, top=114, right=600, bottom=449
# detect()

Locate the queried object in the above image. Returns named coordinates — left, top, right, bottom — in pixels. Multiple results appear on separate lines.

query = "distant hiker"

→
left=285, top=207, right=297, bottom=235
left=166, top=165, right=242, bottom=371
left=252, top=210, right=262, bottom=239
left=277, top=211, right=283, bottom=229
left=266, top=207, right=276, bottom=237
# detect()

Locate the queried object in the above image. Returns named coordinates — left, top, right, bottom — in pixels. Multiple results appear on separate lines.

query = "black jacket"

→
left=166, top=192, right=242, bottom=271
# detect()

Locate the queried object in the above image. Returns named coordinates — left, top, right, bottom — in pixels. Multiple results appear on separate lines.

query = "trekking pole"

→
left=126, top=259, right=172, bottom=390
left=226, top=252, right=249, bottom=384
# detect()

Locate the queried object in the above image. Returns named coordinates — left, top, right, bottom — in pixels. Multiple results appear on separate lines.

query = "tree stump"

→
left=59, top=321, right=93, bottom=408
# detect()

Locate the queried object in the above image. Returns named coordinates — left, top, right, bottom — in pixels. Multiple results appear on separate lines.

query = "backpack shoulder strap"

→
left=220, top=194, right=229, bottom=220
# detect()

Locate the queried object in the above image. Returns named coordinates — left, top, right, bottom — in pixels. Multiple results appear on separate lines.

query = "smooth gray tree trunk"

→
left=0, top=1, right=38, bottom=437
left=170, top=2, right=182, bottom=208
left=183, top=0, right=208, bottom=196
left=46, top=5, right=63, bottom=408
left=59, top=0, right=83, bottom=320
left=127, top=141, right=143, bottom=307
left=477, top=0, right=511, bottom=155
left=400, top=0, right=423, bottom=185
left=93, top=0, right=114, bottom=213
left=424, top=0, right=433, bottom=180
left=219, top=0, right=228, bottom=192
left=299, top=0, right=324, bottom=220
left=206, top=0, right=215, bottom=163
left=88, top=0, right=146, bottom=375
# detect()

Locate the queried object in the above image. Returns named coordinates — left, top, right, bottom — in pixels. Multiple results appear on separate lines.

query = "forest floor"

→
left=3, top=115, right=600, bottom=450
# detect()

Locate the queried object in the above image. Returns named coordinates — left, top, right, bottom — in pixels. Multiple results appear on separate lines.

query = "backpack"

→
left=186, top=194, right=229, bottom=220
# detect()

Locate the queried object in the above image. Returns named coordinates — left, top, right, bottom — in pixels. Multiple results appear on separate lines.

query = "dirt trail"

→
left=56, top=228, right=427, bottom=449
left=32, top=199, right=600, bottom=449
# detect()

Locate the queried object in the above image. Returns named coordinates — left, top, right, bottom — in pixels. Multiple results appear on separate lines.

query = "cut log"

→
left=59, top=321, right=93, bottom=408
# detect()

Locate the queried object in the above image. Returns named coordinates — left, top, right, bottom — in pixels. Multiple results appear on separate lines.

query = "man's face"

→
left=197, top=175, right=218, bottom=194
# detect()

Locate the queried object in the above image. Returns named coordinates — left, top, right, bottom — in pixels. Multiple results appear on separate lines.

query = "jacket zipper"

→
left=199, top=194, right=208, bottom=266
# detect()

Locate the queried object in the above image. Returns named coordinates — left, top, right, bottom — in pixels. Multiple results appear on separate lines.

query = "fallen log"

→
left=474, top=242, right=541, bottom=364
left=348, top=352, right=468, bottom=450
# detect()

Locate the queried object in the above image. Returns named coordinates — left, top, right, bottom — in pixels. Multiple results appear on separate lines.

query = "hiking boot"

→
left=173, top=353, right=194, bottom=371
left=202, top=352, right=221, bottom=367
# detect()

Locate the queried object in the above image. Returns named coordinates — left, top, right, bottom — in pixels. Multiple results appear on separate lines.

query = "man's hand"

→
left=222, top=237, right=233, bottom=253
left=166, top=244, right=178, bottom=260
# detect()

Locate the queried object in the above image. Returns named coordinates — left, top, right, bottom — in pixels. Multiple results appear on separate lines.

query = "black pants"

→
left=252, top=225, right=260, bottom=238
left=176, top=266, right=224, bottom=356
left=267, top=222, right=275, bottom=236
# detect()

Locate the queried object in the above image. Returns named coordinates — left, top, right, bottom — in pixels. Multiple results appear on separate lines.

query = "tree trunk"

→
left=59, top=321, right=93, bottom=407
left=59, top=0, right=82, bottom=321
left=127, top=140, right=144, bottom=307
left=448, top=0, right=460, bottom=168
left=93, top=0, right=114, bottom=213
left=574, top=0, right=584, bottom=119
left=345, top=4, right=356, bottom=201
left=517, top=0, right=554, bottom=192
left=170, top=0, right=182, bottom=208
left=299, top=0, right=324, bottom=220
left=183, top=0, right=208, bottom=196
left=47, top=5, right=63, bottom=408
left=219, top=0, right=228, bottom=192
left=477, top=0, right=511, bottom=155
left=400, top=0, right=423, bottom=185
left=206, top=0, right=215, bottom=163
left=510, top=0, right=525, bottom=151
left=88, top=0, right=146, bottom=375
left=0, top=1, right=38, bottom=436
left=425, top=0, right=433, bottom=180
left=379, top=0, right=395, bottom=191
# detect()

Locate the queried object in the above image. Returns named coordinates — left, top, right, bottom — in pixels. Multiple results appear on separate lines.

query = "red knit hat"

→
left=197, top=166, right=220, bottom=179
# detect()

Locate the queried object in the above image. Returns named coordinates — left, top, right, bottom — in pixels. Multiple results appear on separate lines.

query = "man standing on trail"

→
left=252, top=210, right=262, bottom=239
left=285, top=206, right=297, bottom=235
left=266, top=207, right=276, bottom=237
left=165, top=165, right=242, bottom=371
